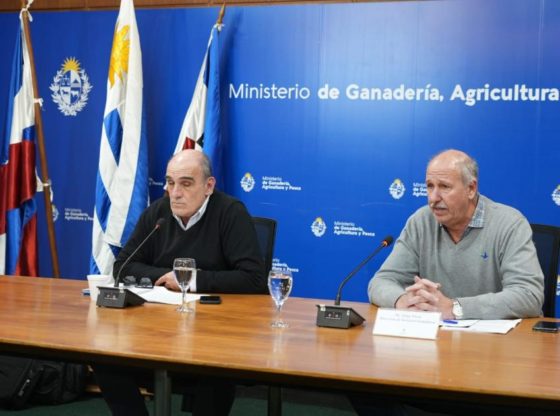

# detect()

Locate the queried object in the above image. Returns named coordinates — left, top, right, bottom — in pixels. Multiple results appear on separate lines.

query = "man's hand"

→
left=154, top=271, right=180, bottom=291
left=395, top=276, right=454, bottom=319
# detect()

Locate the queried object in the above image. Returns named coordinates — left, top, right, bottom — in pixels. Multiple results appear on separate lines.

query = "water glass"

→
left=268, top=269, right=293, bottom=328
left=174, top=258, right=196, bottom=313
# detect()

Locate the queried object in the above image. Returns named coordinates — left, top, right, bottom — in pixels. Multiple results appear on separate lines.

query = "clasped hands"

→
left=395, top=276, right=454, bottom=319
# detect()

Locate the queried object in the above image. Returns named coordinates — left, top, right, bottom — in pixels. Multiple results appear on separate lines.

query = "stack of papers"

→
left=129, top=286, right=202, bottom=305
left=440, top=319, right=522, bottom=334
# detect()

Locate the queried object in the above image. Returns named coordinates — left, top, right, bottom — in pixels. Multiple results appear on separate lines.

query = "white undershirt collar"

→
left=173, top=195, right=210, bottom=231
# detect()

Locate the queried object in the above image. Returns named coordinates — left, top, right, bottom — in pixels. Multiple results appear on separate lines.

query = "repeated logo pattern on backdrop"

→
left=389, top=179, right=406, bottom=200
left=553, top=186, right=560, bottom=206
left=240, top=173, right=302, bottom=193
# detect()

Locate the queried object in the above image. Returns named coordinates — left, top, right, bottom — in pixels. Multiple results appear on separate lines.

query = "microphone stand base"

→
left=316, top=304, right=365, bottom=329
left=97, top=286, right=146, bottom=308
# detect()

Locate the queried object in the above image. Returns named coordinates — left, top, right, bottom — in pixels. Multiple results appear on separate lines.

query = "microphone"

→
left=114, top=217, right=166, bottom=287
left=335, top=235, right=393, bottom=305
left=97, top=218, right=165, bottom=308
left=317, top=235, right=394, bottom=329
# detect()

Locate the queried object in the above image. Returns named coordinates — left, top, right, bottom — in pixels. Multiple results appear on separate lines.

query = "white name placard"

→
left=373, top=308, right=441, bottom=340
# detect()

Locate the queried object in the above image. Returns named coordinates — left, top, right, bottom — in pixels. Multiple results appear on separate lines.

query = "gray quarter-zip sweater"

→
left=369, top=195, right=544, bottom=319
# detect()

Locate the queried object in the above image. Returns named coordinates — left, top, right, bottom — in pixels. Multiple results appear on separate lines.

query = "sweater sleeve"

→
left=368, top=218, right=418, bottom=307
left=195, top=201, right=267, bottom=294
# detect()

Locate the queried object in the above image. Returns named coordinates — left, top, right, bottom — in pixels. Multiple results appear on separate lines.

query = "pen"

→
left=443, top=320, right=458, bottom=324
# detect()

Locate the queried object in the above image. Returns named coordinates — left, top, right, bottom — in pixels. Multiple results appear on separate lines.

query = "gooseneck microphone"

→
left=334, top=235, right=394, bottom=305
left=114, top=217, right=166, bottom=287
left=97, top=218, right=165, bottom=309
left=316, top=235, right=394, bottom=329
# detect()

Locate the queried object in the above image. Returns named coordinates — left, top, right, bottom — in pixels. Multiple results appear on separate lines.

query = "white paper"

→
left=440, top=319, right=479, bottom=328
left=373, top=308, right=441, bottom=340
left=129, top=286, right=202, bottom=305
left=440, top=319, right=522, bottom=334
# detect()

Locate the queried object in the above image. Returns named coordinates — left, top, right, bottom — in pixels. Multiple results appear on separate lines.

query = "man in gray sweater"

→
left=369, top=149, right=544, bottom=320
left=351, top=150, right=546, bottom=416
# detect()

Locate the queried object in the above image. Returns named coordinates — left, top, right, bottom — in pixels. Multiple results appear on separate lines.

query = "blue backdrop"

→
left=0, top=0, right=559, bottom=310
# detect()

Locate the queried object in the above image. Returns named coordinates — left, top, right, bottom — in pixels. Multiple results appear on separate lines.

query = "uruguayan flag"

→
left=90, top=0, right=148, bottom=275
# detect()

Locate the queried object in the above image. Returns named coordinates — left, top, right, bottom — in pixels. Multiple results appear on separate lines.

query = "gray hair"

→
left=428, top=149, right=479, bottom=185
left=458, top=154, right=478, bottom=185
left=199, top=152, right=213, bottom=179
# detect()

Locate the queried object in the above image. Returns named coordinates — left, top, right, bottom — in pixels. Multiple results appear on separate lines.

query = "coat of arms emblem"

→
left=50, top=57, right=92, bottom=116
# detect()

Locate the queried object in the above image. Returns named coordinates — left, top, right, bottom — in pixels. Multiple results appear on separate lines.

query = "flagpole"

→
left=20, top=0, right=61, bottom=278
left=216, top=3, right=226, bottom=25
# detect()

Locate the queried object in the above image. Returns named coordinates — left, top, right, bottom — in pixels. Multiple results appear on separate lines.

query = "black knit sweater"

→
left=113, top=191, right=266, bottom=294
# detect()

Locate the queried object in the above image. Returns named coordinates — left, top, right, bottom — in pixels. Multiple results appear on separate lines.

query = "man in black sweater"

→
left=94, top=150, right=266, bottom=416
left=114, top=149, right=265, bottom=293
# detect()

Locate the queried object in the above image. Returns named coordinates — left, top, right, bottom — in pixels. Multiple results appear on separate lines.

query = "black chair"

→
left=175, top=218, right=279, bottom=415
left=530, top=223, right=560, bottom=318
left=250, top=217, right=282, bottom=416
left=252, top=217, right=277, bottom=273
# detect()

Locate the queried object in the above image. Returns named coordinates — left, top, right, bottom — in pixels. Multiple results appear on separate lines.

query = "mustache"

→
left=429, top=202, right=446, bottom=209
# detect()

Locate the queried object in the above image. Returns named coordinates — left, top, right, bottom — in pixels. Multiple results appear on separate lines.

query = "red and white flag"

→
left=174, top=22, right=223, bottom=187
left=0, top=18, right=39, bottom=276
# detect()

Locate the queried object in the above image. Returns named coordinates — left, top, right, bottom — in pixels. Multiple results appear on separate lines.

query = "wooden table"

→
left=0, top=276, right=559, bottom=415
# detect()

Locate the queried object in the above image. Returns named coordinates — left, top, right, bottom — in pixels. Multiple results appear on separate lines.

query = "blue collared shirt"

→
left=439, top=194, right=484, bottom=242
left=468, top=194, right=485, bottom=229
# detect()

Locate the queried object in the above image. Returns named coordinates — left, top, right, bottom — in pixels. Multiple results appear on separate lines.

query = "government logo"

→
left=311, top=217, right=327, bottom=237
left=552, top=185, right=560, bottom=206
left=412, top=182, right=427, bottom=198
left=52, top=205, right=59, bottom=222
left=240, top=173, right=255, bottom=192
left=50, top=57, right=92, bottom=116
left=272, top=259, right=300, bottom=274
left=389, top=179, right=406, bottom=200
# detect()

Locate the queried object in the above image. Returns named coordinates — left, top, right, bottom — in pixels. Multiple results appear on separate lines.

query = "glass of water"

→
left=268, top=269, right=293, bottom=328
left=174, top=258, right=196, bottom=313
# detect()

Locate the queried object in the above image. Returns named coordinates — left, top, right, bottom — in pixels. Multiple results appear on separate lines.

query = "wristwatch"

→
left=452, top=299, right=464, bottom=319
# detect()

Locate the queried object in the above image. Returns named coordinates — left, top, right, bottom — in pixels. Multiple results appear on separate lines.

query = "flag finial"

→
left=216, top=3, right=226, bottom=26
left=20, top=0, right=34, bottom=22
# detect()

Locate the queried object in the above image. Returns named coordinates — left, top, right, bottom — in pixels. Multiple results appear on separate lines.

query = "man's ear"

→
left=205, top=176, right=216, bottom=195
left=468, top=179, right=478, bottom=200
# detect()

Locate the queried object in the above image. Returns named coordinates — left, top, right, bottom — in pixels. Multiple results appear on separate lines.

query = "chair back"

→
left=252, top=217, right=277, bottom=274
left=530, top=223, right=560, bottom=317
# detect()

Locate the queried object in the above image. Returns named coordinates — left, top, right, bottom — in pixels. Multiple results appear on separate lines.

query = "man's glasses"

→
left=122, top=276, right=154, bottom=288
left=136, top=277, right=154, bottom=288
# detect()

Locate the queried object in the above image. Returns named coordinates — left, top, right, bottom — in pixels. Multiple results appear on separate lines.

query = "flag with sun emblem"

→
left=90, top=0, right=148, bottom=275
left=0, top=18, right=39, bottom=276
left=173, top=21, right=223, bottom=188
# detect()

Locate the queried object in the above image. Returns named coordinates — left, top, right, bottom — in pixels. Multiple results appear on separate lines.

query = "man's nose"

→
left=428, top=188, right=441, bottom=202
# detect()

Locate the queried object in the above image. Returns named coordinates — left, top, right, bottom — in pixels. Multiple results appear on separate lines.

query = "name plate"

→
left=373, top=308, right=441, bottom=340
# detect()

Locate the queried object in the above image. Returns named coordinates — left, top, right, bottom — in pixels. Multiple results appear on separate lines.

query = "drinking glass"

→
left=174, top=258, right=196, bottom=313
left=268, top=269, right=293, bottom=328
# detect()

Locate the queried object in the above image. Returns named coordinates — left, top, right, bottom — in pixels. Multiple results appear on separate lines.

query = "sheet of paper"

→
left=440, top=319, right=522, bottom=334
left=373, top=308, right=441, bottom=340
left=129, top=286, right=202, bottom=305
left=440, top=319, right=479, bottom=328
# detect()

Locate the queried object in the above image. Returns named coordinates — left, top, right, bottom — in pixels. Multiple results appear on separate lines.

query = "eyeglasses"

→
left=122, top=276, right=136, bottom=286
left=136, top=277, right=154, bottom=288
left=122, top=276, right=154, bottom=289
